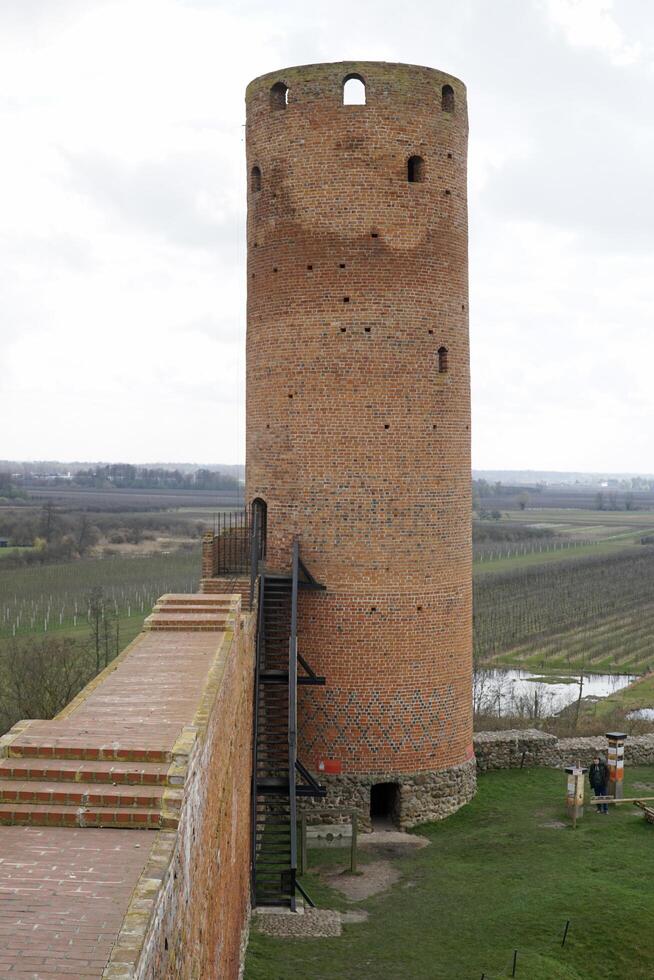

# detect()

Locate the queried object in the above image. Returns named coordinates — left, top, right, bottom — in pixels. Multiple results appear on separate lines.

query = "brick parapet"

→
left=104, top=603, right=256, bottom=980
left=201, top=575, right=251, bottom=610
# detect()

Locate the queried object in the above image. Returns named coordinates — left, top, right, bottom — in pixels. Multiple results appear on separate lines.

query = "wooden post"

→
left=350, top=811, right=358, bottom=873
left=606, top=732, right=627, bottom=799
left=561, top=920, right=570, bottom=947
left=565, top=765, right=587, bottom=827
left=300, top=813, right=307, bottom=875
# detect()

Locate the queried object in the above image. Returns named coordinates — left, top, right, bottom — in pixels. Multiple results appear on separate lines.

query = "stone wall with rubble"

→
left=473, top=729, right=654, bottom=771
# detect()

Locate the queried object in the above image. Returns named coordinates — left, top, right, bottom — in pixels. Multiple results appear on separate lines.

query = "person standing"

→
left=589, top=755, right=609, bottom=813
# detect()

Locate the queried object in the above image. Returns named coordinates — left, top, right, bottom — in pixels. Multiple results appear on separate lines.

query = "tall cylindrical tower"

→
left=245, top=62, right=475, bottom=826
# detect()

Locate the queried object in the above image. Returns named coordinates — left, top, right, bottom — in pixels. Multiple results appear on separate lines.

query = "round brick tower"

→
left=245, top=61, right=475, bottom=827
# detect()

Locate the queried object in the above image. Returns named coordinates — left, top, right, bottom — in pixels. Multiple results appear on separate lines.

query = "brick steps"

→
left=153, top=604, right=232, bottom=614
left=158, top=593, right=235, bottom=606
left=5, top=741, right=172, bottom=763
left=0, top=748, right=181, bottom=830
left=145, top=593, right=237, bottom=632
left=145, top=612, right=230, bottom=631
left=0, top=758, right=171, bottom=785
left=0, top=781, right=167, bottom=809
left=0, top=803, right=168, bottom=829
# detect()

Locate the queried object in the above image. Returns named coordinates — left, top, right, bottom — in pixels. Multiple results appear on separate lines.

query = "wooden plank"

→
left=590, top=796, right=654, bottom=804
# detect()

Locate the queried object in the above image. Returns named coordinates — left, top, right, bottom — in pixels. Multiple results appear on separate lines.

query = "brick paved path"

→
left=0, top=827, right=150, bottom=978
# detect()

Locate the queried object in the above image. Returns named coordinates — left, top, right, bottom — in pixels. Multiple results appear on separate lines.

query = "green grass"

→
left=245, top=768, right=654, bottom=979
left=0, top=610, right=147, bottom=658
left=0, top=546, right=35, bottom=560
left=581, top=674, right=654, bottom=722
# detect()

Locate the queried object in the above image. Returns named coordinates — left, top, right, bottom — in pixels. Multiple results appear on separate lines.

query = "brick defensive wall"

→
left=0, top=594, right=253, bottom=979
left=245, top=61, right=475, bottom=823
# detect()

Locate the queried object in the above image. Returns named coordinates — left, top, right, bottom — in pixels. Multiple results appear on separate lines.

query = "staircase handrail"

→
left=288, top=538, right=300, bottom=911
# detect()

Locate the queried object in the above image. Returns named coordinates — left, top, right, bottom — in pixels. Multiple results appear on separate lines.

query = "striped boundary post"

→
left=565, top=765, right=587, bottom=826
left=606, top=732, right=627, bottom=800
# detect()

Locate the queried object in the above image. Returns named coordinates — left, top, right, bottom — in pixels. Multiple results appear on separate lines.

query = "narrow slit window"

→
left=442, top=84, right=455, bottom=113
left=438, top=346, right=449, bottom=373
left=251, top=165, right=261, bottom=192
left=407, top=155, right=425, bottom=183
left=343, top=74, right=366, bottom=105
left=270, top=81, right=289, bottom=109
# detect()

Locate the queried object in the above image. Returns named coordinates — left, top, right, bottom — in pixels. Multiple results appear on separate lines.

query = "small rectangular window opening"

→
left=438, top=347, right=449, bottom=374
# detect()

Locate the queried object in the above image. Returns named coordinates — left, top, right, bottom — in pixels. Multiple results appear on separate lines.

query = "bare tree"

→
left=38, top=501, right=60, bottom=543
left=76, top=515, right=98, bottom=555
left=87, top=586, right=104, bottom=673
left=0, top=637, right=94, bottom=734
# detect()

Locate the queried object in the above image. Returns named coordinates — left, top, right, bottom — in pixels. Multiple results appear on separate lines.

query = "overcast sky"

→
left=1, top=0, right=653, bottom=471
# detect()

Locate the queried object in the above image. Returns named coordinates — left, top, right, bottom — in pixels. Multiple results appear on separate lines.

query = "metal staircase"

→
left=251, top=540, right=326, bottom=909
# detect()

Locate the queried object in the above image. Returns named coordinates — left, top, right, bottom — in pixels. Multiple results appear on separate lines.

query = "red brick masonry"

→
left=245, top=62, right=474, bottom=794
left=0, top=594, right=254, bottom=979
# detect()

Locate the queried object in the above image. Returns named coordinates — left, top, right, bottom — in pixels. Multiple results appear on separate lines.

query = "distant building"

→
left=0, top=538, right=8, bottom=548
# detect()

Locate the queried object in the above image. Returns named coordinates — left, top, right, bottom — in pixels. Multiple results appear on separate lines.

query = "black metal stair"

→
left=251, top=541, right=326, bottom=909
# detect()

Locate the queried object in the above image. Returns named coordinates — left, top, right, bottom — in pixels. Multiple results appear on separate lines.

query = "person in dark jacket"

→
left=589, top=756, right=609, bottom=813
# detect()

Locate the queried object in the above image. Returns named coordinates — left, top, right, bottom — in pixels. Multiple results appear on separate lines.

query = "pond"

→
left=475, top=667, right=636, bottom=717
left=626, top=708, right=654, bottom=721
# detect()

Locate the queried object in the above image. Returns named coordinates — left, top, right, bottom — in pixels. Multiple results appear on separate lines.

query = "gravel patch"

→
left=325, top=860, right=400, bottom=900
left=255, top=908, right=342, bottom=938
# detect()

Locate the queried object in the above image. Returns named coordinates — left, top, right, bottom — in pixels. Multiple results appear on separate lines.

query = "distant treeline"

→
left=8, top=465, right=240, bottom=492
left=72, top=464, right=240, bottom=490
left=473, top=479, right=654, bottom=512
left=0, top=503, right=206, bottom=566
left=473, top=521, right=555, bottom=543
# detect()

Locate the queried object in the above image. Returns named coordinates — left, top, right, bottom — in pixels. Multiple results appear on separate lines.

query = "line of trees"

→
left=0, top=586, right=121, bottom=736
left=61, top=465, right=240, bottom=491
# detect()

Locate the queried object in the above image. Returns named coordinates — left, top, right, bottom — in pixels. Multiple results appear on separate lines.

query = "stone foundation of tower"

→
left=299, top=759, right=477, bottom=832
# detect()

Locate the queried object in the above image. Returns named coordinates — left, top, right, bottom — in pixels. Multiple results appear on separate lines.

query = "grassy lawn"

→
left=0, top=546, right=35, bottom=560
left=245, top=767, right=654, bottom=979
left=581, top=673, right=654, bottom=722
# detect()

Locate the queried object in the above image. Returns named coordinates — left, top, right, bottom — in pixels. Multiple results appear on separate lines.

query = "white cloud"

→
left=541, top=0, right=642, bottom=65
left=1, top=0, right=654, bottom=471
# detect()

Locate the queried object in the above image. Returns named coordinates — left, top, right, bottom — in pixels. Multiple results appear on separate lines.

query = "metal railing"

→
left=288, top=540, right=299, bottom=910
left=211, top=509, right=250, bottom=576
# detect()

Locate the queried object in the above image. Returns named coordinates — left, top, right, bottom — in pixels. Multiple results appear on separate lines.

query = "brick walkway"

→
left=0, top=827, right=150, bottom=978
